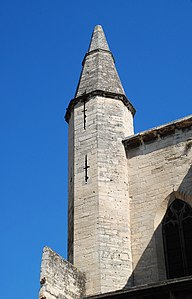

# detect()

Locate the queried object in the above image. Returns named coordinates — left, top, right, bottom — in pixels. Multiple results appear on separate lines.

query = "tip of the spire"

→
left=88, top=24, right=110, bottom=52
left=94, top=24, right=103, bottom=30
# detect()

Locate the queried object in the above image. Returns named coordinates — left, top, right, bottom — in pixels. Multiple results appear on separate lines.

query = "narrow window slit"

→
left=84, top=155, right=90, bottom=183
left=82, top=100, right=87, bottom=130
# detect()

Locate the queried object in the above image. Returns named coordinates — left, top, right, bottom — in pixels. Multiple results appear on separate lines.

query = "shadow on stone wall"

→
left=125, top=165, right=192, bottom=288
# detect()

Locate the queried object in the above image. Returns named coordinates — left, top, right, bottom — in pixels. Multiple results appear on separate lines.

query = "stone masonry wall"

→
left=39, top=247, right=85, bottom=299
left=69, top=97, right=100, bottom=295
left=68, top=95, right=134, bottom=295
left=126, top=126, right=192, bottom=286
left=97, top=96, right=133, bottom=293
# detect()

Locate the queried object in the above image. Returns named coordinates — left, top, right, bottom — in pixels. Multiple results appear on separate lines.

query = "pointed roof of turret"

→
left=75, top=25, right=126, bottom=97
left=65, top=25, right=135, bottom=123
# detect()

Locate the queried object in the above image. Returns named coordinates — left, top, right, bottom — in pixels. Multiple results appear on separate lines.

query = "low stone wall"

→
left=39, top=247, right=86, bottom=299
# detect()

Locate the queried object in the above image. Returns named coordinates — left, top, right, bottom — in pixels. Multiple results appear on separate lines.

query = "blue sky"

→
left=0, top=1, right=192, bottom=298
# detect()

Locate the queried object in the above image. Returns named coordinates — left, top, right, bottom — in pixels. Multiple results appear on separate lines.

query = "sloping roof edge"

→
left=123, top=115, right=192, bottom=149
left=85, top=276, right=192, bottom=299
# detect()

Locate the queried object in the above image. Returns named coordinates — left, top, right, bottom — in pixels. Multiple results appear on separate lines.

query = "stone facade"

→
left=68, top=95, right=134, bottom=295
left=38, top=25, right=192, bottom=299
left=124, top=116, right=192, bottom=287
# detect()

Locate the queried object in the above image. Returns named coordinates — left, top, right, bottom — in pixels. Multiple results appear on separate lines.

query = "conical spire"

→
left=65, top=25, right=135, bottom=123
left=75, top=25, right=126, bottom=97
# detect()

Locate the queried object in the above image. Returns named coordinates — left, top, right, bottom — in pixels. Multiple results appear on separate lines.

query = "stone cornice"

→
left=123, top=115, right=192, bottom=149
left=65, top=90, right=136, bottom=123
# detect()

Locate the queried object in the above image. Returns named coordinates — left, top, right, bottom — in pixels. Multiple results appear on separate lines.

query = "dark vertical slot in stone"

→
left=84, top=155, right=90, bottom=182
left=82, top=99, right=87, bottom=130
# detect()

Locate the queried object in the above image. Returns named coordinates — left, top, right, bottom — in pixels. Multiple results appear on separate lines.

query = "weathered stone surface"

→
left=88, top=25, right=110, bottom=52
left=125, top=119, right=192, bottom=286
left=39, top=247, right=85, bottom=299
left=68, top=95, right=134, bottom=295
left=75, top=25, right=126, bottom=99
left=65, top=25, right=135, bottom=124
left=67, top=25, right=135, bottom=296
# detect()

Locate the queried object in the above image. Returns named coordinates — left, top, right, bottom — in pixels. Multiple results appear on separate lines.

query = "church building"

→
left=39, top=25, right=192, bottom=299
